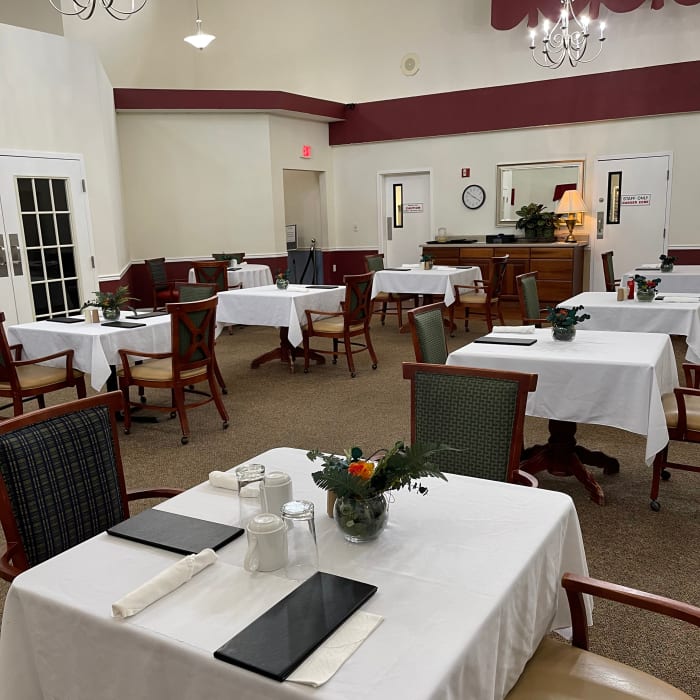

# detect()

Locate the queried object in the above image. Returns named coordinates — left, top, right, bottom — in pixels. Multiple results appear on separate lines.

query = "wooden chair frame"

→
left=192, top=260, right=231, bottom=292
left=515, top=271, right=550, bottom=327
left=363, top=253, right=417, bottom=328
left=601, top=250, right=620, bottom=292
left=145, top=257, right=179, bottom=311
left=0, top=392, right=181, bottom=581
left=406, top=302, right=449, bottom=364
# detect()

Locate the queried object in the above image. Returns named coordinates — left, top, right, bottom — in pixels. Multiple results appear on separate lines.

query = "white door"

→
left=382, top=172, right=431, bottom=267
left=591, top=154, right=671, bottom=292
left=0, top=154, right=95, bottom=325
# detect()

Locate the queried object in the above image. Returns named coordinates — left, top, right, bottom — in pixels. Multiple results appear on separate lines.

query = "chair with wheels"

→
left=506, top=572, right=700, bottom=700
left=118, top=295, right=229, bottom=444
left=650, top=362, right=700, bottom=511
left=0, top=311, right=86, bottom=418
left=145, top=257, right=180, bottom=311
left=302, top=271, right=378, bottom=378
left=515, top=271, right=550, bottom=327
left=364, top=253, right=416, bottom=328
left=0, top=392, right=181, bottom=582
left=402, top=361, right=538, bottom=485
left=407, top=302, right=449, bottom=364
left=448, top=254, right=509, bottom=335
left=601, top=250, right=620, bottom=292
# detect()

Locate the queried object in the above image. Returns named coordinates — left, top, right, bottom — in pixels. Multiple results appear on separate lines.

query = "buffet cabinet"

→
left=421, top=243, right=585, bottom=303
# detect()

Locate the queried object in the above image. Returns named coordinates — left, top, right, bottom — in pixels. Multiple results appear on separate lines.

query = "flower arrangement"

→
left=546, top=305, right=590, bottom=328
left=276, top=269, right=289, bottom=281
left=81, top=285, right=134, bottom=311
left=420, top=254, right=433, bottom=263
left=634, top=275, right=661, bottom=292
left=659, top=254, right=676, bottom=265
left=307, top=442, right=451, bottom=500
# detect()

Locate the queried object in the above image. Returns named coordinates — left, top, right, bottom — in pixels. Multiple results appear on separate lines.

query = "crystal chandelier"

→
left=184, top=0, right=216, bottom=50
left=529, top=0, right=606, bottom=69
left=48, top=0, right=147, bottom=20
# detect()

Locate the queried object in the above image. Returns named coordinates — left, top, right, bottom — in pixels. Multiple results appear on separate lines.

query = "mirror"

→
left=496, top=160, right=584, bottom=226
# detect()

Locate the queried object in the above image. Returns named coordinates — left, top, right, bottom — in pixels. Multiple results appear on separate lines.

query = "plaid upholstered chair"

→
left=601, top=250, right=620, bottom=292
left=407, top=303, right=448, bottom=364
left=364, top=253, right=416, bottom=328
left=0, top=392, right=181, bottom=582
left=118, top=295, right=229, bottom=444
left=145, top=257, right=180, bottom=311
left=0, top=311, right=86, bottom=417
left=515, top=271, right=550, bottom=327
left=402, top=361, right=538, bottom=485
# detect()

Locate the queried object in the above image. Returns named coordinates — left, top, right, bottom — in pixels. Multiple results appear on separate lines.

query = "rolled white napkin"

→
left=658, top=296, right=700, bottom=303
left=208, top=471, right=260, bottom=497
left=112, top=548, right=217, bottom=619
left=492, top=325, right=536, bottom=334
left=286, top=611, right=383, bottom=687
left=401, top=263, right=421, bottom=268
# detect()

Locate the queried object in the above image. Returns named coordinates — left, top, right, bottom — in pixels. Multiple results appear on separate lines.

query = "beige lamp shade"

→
left=555, top=190, right=588, bottom=215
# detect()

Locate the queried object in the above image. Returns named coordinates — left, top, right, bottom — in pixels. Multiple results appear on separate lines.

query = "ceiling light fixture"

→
left=184, top=0, right=216, bottom=50
left=529, top=0, right=606, bottom=69
left=47, top=0, right=147, bottom=21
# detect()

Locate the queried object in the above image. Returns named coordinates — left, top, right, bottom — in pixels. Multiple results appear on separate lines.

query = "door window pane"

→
left=65, top=279, right=80, bottom=310
left=32, top=284, right=49, bottom=317
left=49, top=280, right=66, bottom=313
left=44, top=248, right=61, bottom=280
left=56, top=213, right=72, bottom=244
left=35, top=179, right=52, bottom=211
left=27, top=250, right=44, bottom=281
left=60, top=249, right=76, bottom=278
left=17, top=178, right=35, bottom=212
left=52, top=179, right=68, bottom=211
left=39, top=213, right=57, bottom=246
left=22, top=214, right=40, bottom=247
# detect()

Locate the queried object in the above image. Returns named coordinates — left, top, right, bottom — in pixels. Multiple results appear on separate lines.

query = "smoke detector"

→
left=400, top=53, right=420, bottom=76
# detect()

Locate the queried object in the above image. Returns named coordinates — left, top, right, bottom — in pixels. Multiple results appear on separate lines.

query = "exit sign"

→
left=301, top=145, right=312, bottom=159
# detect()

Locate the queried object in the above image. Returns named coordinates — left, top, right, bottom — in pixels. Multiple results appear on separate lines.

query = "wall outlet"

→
left=332, top=264, right=337, bottom=272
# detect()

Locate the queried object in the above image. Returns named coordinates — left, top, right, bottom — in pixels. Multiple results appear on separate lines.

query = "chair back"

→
left=177, top=283, right=217, bottom=303
left=212, top=252, right=244, bottom=264
left=0, top=392, right=128, bottom=573
left=601, top=251, right=616, bottom=292
left=342, top=271, right=374, bottom=324
left=0, top=312, right=17, bottom=387
left=364, top=254, right=385, bottom=273
left=516, top=271, right=544, bottom=325
left=402, top=362, right=537, bottom=482
left=145, top=257, right=169, bottom=290
left=407, top=303, right=448, bottom=364
left=167, top=295, right=219, bottom=378
left=193, top=261, right=229, bottom=292
left=490, top=254, right=509, bottom=299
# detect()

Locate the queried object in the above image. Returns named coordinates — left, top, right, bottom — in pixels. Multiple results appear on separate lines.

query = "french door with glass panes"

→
left=0, top=154, right=96, bottom=325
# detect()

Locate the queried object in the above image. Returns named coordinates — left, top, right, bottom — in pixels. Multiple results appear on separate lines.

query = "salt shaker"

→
left=234, top=463, right=265, bottom=527
left=280, top=500, right=318, bottom=581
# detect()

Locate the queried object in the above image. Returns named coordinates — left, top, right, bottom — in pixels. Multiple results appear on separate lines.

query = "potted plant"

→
left=276, top=270, right=290, bottom=290
left=82, top=285, right=134, bottom=321
left=659, top=254, right=676, bottom=272
left=515, top=202, right=558, bottom=241
left=546, top=304, right=590, bottom=341
left=420, top=254, right=434, bottom=270
left=633, top=274, right=661, bottom=302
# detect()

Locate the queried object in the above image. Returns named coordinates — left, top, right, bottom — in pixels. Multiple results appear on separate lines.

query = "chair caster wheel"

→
left=181, top=436, right=189, bottom=445
left=222, top=388, right=228, bottom=395
left=661, top=469, right=671, bottom=481
left=170, top=411, right=177, bottom=419
left=372, top=364, right=377, bottom=370
left=332, top=359, right=337, bottom=365
left=304, top=368, right=309, bottom=374
left=223, top=421, right=229, bottom=430
left=123, top=428, right=130, bottom=435
left=140, top=396, right=147, bottom=404
left=351, top=372, right=356, bottom=378
left=650, top=499, right=661, bottom=512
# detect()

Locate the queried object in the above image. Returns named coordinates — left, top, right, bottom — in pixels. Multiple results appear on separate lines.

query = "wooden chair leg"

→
left=396, top=298, right=404, bottom=328
left=36, top=395, right=46, bottom=409
left=344, top=332, right=356, bottom=377
left=365, top=329, right=378, bottom=369
left=207, top=376, right=229, bottom=427
left=381, top=302, right=387, bottom=326
left=120, top=385, right=132, bottom=434
left=75, top=376, right=87, bottom=399
left=650, top=448, right=667, bottom=510
left=173, top=387, right=190, bottom=444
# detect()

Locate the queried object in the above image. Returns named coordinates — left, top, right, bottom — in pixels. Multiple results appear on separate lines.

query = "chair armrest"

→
left=118, top=349, right=172, bottom=363
left=670, top=386, right=700, bottom=433
left=513, top=470, right=538, bottom=487
left=127, top=487, right=183, bottom=501
left=13, top=348, right=75, bottom=369
left=0, top=542, right=23, bottom=582
left=562, top=572, right=700, bottom=651
left=9, top=343, right=22, bottom=361
left=681, top=362, right=700, bottom=387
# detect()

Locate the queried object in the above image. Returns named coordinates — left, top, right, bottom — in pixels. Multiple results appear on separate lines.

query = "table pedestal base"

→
left=521, top=420, right=620, bottom=505
left=251, top=327, right=325, bottom=373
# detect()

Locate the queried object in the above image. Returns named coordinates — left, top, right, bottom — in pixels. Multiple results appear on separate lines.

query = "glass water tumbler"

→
left=234, top=463, right=266, bottom=527
left=280, top=500, right=318, bottom=581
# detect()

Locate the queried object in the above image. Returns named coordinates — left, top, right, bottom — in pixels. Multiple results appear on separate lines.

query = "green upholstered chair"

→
left=212, top=252, right=244, bottom=264
left=601, top=250, right=620, bottom=292
left=364, top=253, right=416, bottom=328
left=506, top=572, right=700, bottom=700
left=516, top=271, right=550, bottom=327
left=407, top=302, right=448, bottom=364
left=118, top=295, right=229, bottom=444
left=302, top=271, right=378, bottom=378
left=402, top=361, right=537, bottom=484
left=0, top=392, right=181, bottom=581
left=145, top=257, right=180, bottom=311
left=192, top=260, right=235, bottom=292
left=0, top=311, right=86, bottom=417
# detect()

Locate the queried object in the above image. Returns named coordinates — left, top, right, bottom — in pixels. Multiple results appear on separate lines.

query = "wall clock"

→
left=462, top=184, right=486, bottom=210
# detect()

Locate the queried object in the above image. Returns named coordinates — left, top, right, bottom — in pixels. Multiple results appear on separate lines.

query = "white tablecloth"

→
left=622, top=265, right=700, bottom=293
left=371, top=266, right=479, bottom=307
left=563, top=291, right=700, bottom=363
left=447, top=328, right=678, bottom=463
left=0, top=447, right=589, bottom=700
left=7, top=314, right=172, bottom=391
left=216, top=284, right=345, bottom=347
left=188, top=263, right=273, bottom=289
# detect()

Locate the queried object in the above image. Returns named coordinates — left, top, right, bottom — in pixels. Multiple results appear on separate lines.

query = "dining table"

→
left=447, top=328, right=679, bottom=505
left=0, top=447, right=590, bottom=700
left=188, top=262, right=273, bottom=289
left=216, top=284, right=345, bottom=370
left=562, top=291, right=700, bottom=363
left=622, top=264, right=700, bottom=294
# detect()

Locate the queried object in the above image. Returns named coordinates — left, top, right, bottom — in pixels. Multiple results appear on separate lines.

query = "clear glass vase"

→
left=636, top=289, right=656, bottom=302
left=660, top=263, right=674, bottom=273
left=102, top=306, right=120, bottom=321
left=552, top=325, right=576, bottom=341
left=333, top=494, right=388, bottom=543
left=276, top=278, right=289, bottom=290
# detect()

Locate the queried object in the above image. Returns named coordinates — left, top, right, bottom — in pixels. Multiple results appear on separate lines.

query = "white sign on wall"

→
left=403, top=203, right=424, bottom=213
left=621, top=194, right=651, bottom=206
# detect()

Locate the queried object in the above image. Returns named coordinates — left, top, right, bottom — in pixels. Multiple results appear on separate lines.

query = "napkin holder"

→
left=84, top=308, right=99, bottom=323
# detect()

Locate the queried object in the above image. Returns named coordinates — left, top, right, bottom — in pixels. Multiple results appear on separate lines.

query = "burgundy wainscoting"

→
left=321, top=250, right=378, bottom=284
left=668, top=249, right=700, bottom=264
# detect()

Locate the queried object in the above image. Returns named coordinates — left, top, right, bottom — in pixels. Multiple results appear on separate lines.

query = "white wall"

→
left=283, top=170, right=322, bottom=249
left=0, top=0, right=63, bottom=35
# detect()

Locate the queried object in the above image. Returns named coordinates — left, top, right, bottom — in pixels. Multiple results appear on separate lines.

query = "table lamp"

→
left=555, top=190, right=588, bottom=243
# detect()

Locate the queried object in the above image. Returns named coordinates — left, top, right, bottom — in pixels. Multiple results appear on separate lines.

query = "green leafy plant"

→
left=307, top=442, right=454, bottom=499
left=515, top=202, right=558, bottom=240
left=420, top=254, right=434, bottom=262
left=659, top=254, right=676, bottom=265
left=276, top=269, right=290, bottom=281
left=546, top=304, right=590, bottom=328
left=634, top=275, right=661, bottom=292
left=81, top=285, right=134, bottom=311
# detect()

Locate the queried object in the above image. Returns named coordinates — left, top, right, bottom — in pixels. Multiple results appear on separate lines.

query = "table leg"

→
left=250, top=327, right=326, bottom=372
left=520, top=420, right=619, bottom=506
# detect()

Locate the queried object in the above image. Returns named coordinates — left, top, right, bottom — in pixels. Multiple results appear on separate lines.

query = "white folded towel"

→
left=636, top=264, right=661, bottom=270
left=658, top=296, right=700, bottom=303
left=112, top=549, right=217, bottom=619
left=287, top=611, right=383, bottom=687
left=208, top=471, right=260, bottom=497
left=491, top=325, right=536, bottom=334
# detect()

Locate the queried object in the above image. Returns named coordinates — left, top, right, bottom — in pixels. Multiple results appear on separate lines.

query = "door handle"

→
left=9, top=233, right=23, bottom=274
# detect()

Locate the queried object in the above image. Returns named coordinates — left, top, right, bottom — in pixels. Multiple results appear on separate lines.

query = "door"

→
left=591, top=154, right=671, bottom=292
left=0, top=154, right=95, bottom=325
left=381, top=172, right=431, bottom=267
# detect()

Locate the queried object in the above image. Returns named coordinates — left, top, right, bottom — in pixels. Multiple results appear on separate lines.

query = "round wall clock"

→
left=462, top=184, right=486, bottom=210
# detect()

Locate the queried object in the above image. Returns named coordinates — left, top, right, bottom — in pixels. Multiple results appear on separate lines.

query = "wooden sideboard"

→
left=421, top=242, right=585, bottom=303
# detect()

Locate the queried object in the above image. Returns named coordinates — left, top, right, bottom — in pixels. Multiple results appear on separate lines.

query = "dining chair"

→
left=506, top=572, right=700, bottom=700
left=363, top=253, right=416, bottom=328
left=448, top=254, right=509, bottom=335
left=0, top=311, right=86, bottom=417
left=601, top=250, right=620, bottom=292
left=0, top=392, right=181, bottom=582
left=193, top=260, right=241, bottom=335
left=302, top=271, right=378, bottom=378
left=407, top=302, right=449, bottom=364
left=118, top=295, right=229, bottom=444
left=212, top=252, right=245, bottom=264
left=650, top=362, right=700, bottom=511
left=402, top=361, right=538, bottom=485
left=515, top=271, right=550, bottom=327
left=145, top=257, right=180, bottom=311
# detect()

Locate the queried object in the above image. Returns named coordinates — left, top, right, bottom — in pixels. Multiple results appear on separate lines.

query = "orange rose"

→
left=348, top=461, right=374, bottom=480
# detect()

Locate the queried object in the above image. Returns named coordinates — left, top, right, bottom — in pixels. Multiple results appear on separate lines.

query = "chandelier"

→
left=529, top=0, right=606, bottom=69
left=48, top=0, right=147, bottom=20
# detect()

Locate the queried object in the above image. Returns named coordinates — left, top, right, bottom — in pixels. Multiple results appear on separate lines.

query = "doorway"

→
left=379, top=171, right=431, bottom=267
left=0, top=153, right=96, bottom=325
left=591, top=153, right=672, bottom=291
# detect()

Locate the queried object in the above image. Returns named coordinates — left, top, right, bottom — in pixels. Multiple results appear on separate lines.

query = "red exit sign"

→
left=301, top=145, right=312, bottom=159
